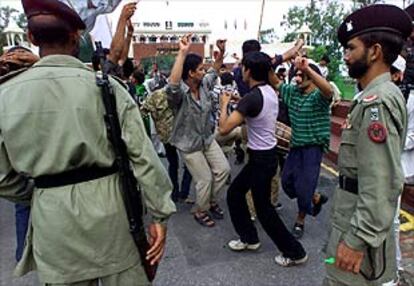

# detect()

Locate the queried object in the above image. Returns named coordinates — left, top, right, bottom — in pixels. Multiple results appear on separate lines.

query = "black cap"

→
left=337, top=4, right=412, bottom=47
left=22, top=0, right=86, bottom=31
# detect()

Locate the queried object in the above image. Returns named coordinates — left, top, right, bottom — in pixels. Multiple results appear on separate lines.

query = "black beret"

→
left=22, top=0, right=86, bottom=30
left=338, top=4, right=412, bottom=47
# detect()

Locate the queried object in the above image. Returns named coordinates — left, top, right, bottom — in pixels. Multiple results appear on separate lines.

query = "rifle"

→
left=94, top=41, right=157, bottom=282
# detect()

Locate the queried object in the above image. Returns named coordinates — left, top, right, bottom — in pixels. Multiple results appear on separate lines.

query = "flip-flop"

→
left=194, top=212, right=215, bottom=227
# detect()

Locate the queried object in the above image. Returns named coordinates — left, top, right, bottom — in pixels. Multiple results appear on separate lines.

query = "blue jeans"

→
left=164, top=143, right=192, bottom=200
left=282, top=145, right=323, bottom=215
left=15, top=203, right=30, bottom=262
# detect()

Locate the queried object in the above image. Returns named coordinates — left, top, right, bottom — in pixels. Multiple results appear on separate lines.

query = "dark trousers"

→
left=164, top=143, right=192, bottom=200
left=227, top=147, right=306, bottom=259
left=282, top=145, right=323, bottom=215
left=15, top=203, right=30, bottom=262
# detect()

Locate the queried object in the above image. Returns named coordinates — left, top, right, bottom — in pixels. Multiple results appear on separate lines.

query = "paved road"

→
left=0, top=156, right=337, bottom=286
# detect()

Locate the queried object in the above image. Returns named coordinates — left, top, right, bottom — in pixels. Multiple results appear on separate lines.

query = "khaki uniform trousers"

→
left=43, top=263, right=150, bottom=286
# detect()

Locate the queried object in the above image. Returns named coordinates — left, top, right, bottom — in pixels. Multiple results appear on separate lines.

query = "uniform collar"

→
left=361, top=72, right=391, bottom=95
left=33, top=55, right=92, bottom=71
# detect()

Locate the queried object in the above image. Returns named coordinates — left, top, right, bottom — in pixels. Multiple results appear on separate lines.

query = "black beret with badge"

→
left=337, top=4, right=412, bottom=47
left=22, top=0, right=86, bottom=31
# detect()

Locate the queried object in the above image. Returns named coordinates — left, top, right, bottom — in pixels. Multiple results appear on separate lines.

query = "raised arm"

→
left=119, top=19, right=134, bottom=65
left=271, top=38, right=304, bottom=67
left=169, top=34, right=191, bottom=85
left=213, top=39, right=226, bottom=73
left=268, top=69, right=283, bottom=91
left=296, top=56, right=333, bottom=99
left=107, top=2, right=136, bottom=65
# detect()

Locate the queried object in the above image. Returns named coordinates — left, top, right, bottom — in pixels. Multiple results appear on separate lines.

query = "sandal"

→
left=194, top=212, right=215, bottom=227
left=312, top=193, right=328, bottom=217
left=209, top=204, right=224, bottom=220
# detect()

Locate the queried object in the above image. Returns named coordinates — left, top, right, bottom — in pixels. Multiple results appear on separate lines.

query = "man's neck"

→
left=185, top=79, right=200, bottom=98
left=303, top=84, right=316, bottom=95
left=358, top=64, right=389, bottom=90
left=39, top=47, right=74, bottom=58
left=248, top=79, right=265, bottom=89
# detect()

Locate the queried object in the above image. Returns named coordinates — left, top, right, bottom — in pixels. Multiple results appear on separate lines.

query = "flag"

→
left=58, top=0, right=123, bottom=32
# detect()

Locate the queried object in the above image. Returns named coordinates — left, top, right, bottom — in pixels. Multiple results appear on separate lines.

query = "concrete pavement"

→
left=0, top=157, right=413, bottom=285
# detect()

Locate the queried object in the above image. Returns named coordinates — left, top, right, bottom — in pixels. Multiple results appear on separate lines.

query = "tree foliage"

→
left=281, top=0, right=347, bottom=79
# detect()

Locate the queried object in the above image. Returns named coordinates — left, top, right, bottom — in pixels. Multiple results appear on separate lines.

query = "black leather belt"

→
left=34, top=164, right=118, bottom=189
left=339, top=175, right=358, bottom=195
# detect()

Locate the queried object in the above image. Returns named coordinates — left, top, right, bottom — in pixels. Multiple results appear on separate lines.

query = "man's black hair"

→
left=182, top=53, right=203, bottom=81
left=220, top=72, right=234, bottom=86
left=122, top=58, right=134, bottom=79
left=7, top=46, right=32, bottom=53
left=242, top=40, right=261, bottom=56
left=321, top=54, right=330, bottom=63
left=358, top=31, right=404, bottom=66
left=294, top=63, right=322, bottom=79
left=133, top=69, right=146, bottom=85
left=241, top=51, right=271, bottom=82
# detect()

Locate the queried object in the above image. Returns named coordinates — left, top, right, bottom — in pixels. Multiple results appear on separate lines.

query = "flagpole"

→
left=257, top=0, right=265, bottom=41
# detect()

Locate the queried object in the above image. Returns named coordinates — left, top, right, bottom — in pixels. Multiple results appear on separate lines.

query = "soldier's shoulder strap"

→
left=0, top=67, right=30, bottom=84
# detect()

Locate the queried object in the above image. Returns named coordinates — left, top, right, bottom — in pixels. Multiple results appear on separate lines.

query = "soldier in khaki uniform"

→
left=0, top=0, right=176, bottom=285
left=324, top=5, right=411, bottom=286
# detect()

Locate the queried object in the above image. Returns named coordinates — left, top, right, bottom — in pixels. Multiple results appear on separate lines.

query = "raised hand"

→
left=294, top=56, right=309, bottom=71
left=179, top=33, right=192, bottom=54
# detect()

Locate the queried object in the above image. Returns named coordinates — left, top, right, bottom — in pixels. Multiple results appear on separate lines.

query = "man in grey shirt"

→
left=166, top=34, right=230, bottom=227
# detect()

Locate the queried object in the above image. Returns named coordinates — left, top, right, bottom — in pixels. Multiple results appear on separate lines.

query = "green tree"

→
left=281, top=0, right=347, bottom=79
left=14, top=13, right=27, bottom=30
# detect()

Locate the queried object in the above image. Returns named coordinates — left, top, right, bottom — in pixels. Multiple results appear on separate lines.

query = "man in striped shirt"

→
left=270, top=56, right=333, bottom=239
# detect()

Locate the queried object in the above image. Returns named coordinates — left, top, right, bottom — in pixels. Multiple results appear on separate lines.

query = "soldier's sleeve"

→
left=0, top=131, right=32, bottom=204
left=343, top=100, right=403, bottom=250
left=165, top=81, right=184, bottom=109
left=116, top=85, right=176, bottom=224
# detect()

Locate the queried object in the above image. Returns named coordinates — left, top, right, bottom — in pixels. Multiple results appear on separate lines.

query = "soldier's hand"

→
left=179, top=33, right=192, bottom=54
left=335, top=241, right=364, bottom=274
left=146, top=223, right=167, bottom=266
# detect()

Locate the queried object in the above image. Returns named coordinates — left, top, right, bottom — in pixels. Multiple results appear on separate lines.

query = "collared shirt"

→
left=0, top=55, right=175, bottom=283
left=166, top=69, right=218, bottom=152
left=280, top=83, right=331, bottom=152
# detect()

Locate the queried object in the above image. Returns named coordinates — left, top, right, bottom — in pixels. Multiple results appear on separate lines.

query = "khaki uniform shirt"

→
left=325, top=73, right=407, bottom=285
left=0, top=55, right=176, bottom=283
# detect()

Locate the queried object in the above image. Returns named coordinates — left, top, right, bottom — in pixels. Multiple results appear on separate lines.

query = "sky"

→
left=1, top=0, right=411, bottom=44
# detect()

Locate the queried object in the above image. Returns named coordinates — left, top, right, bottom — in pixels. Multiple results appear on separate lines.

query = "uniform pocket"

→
left=338, top=129, right=358, bottom=169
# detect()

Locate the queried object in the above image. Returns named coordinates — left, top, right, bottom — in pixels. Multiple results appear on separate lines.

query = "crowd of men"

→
left=0, top=0, right=414, bottom=285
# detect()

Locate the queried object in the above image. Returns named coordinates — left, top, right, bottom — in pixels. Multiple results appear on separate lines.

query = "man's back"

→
left=0, top=55, right=175, bottom=284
